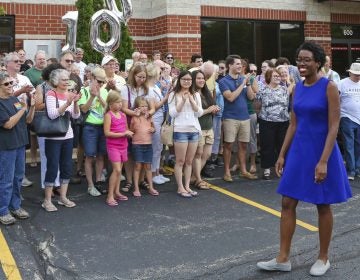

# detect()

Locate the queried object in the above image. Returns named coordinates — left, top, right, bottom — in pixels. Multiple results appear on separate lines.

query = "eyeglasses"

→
left=12, top=60, right=20, bottom=64
left=96, top=79, right=105, bottom=84
left=1, top=81, right=13, bottom=86
left=180, top=78, right=192, bottom=82
left=65, top=59, right=74, bottom=64
left=296, top=58, right=314, bottom=64
left=219, top=66, right=225, bottom=69
left=250, top=70, right=257, bottom=73
left=68, top=88, right=77, bottom=92
left=272, top=75, right=280, bottom=79
left=166, top=56, right=173, bottom=59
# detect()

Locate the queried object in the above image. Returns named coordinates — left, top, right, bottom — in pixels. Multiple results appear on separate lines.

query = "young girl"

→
left=130, top=96, right=159, bottom=197
left=103, top=91, right=134, bottom=206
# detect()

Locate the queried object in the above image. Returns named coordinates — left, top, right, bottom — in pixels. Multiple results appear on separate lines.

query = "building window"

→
left=0, top=15, right=15, bottom=53
left=201, top=19, right=304, bottom=66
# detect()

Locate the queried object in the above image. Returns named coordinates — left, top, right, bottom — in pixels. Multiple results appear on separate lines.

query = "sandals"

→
left=195, top=180, right=210, bottom=190
left=106, top=200, right=118, bottom=207
left=133, top=191, right=142, bottom=197
left=139, top=181, right=150, bottom=190
left=58, top=198, right=76, bottom=208
left=177, top=192, right=192, bottom=198
left=121, top=182, right=132, bottom=193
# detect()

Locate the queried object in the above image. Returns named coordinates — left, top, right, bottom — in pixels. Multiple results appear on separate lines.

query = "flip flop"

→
left=177, top=192, right=192, bottom=198
left=115, top=194, right=128, bottom=201
left=106, top=200, right=118, bottom=207
left=195, top=180, right=210, bottom=190
left=148, top=189, right=159, bottom=196
left=133, top=191, right=142, bottom=197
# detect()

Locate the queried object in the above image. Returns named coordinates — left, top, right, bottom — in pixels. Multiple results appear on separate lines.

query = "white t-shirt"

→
left=11, top=73, right=35, bottom=101
left=339, top=77, right=360, bottom=125
left=120, top=85, right=145, bottom=109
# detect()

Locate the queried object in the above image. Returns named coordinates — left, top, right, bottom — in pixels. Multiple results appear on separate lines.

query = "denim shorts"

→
left=173, top=132, right=199, bottom=143
left=82, top=124, right=106, bottom=157
left=132, top=144, right=153, bottom=163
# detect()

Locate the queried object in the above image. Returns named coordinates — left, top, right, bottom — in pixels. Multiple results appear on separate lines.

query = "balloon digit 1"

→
left=62, top=11, right=78, bottom=53
left=90, top=10, right=121, bottom=55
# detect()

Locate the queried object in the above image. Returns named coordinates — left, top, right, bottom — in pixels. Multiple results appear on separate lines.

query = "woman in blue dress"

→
left=257, top=42, right=352, bottom=276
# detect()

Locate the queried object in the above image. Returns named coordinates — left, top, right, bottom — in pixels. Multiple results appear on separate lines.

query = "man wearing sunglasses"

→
left=78, top=67, right=109, bottom=197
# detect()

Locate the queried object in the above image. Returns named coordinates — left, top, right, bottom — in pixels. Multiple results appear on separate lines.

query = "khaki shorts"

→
left=199, top=129, right=214, bottom=146
left=223, top=119, right=250, bottom=143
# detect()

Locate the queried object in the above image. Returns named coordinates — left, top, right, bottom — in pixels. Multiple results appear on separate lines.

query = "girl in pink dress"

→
left=103, top=91, right=133, bottom=206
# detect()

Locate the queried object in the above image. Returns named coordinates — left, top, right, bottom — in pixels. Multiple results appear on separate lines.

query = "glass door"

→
left=332, top=43, right=350, bottom=79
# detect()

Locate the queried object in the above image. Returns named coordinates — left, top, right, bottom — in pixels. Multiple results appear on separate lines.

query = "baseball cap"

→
left=101, top=55, right=118, bottom=66
left=91, top=67, right=106, bottom=82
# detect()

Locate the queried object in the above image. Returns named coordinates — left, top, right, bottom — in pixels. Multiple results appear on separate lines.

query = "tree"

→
left=75, top=0, right=134, bottom=67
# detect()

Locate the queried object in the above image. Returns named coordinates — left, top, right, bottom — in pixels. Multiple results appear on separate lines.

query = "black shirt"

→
left=0, top=96, right=28, bottom=150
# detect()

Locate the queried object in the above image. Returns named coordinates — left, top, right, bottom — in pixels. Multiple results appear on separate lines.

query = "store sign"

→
left=332, top=24, right=360, bottom=40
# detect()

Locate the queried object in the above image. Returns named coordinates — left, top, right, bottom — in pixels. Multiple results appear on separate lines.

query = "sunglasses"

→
left=250, top=70, right=257, bottom=73
left=219, top=66, right=225, bottom=69
left=96, top=79, right=105, bottom=84
left=166, top=56, right=174, bottom=59
left=65, top=59, right=74, bottom=64
left=1, top=81, right=13, bottom=86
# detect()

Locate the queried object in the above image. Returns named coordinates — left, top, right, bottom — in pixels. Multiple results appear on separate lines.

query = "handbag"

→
left=160, top=94, right=176, bottom=146
left=31, top=90, right=70, bottom=137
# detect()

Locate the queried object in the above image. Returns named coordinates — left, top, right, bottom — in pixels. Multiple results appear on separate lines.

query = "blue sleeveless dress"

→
left=277, top=77, right=352, bottom=204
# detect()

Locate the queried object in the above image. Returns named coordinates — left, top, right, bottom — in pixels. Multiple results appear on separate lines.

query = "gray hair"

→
left=76, top=48, right=84, bottom=54
left=0, top=71, right=9, bottom=83
left=3, top=52, right=19, bottom=66
left=49, top=69, right=69, bottom=87
left=59, top=50, right=74, bottom=60
left=34, top=50, right=47, bottom=60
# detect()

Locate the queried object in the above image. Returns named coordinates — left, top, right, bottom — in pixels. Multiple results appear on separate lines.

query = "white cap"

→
left=101, top=55, right=118, bottom=66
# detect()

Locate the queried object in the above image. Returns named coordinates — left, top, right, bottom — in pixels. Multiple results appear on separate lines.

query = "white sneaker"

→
left=309, top=259, right=330, bottom=276
left=348, top=175, right=355, bottom=181
left=22, top=177, right=33, bottom=187
left=152, top=175, right=165, bottom=185
left=159, top=175, right=170, bottom=182
left=257, top=258, right=291, bottom=272
left=121, top=174, right=125, bottom=181
left=88, top=186, right=101, bottom=197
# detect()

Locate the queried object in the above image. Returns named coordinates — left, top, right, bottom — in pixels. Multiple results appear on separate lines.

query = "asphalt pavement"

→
left=1, top=162, right=360, bottom=280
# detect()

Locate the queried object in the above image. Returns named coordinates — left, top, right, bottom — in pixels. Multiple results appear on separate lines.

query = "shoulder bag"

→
left=31, top=90, right=70, bottom=137
left=160, top=93, right=176, bottom=146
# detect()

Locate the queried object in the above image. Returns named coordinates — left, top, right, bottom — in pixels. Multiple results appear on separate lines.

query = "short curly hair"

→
left=295, top=42, right=326, bottom=72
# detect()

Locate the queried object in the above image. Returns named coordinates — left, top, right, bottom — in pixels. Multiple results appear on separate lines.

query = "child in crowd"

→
left=103, top=91, right=134, bottom=206
left=130, top=97, right=159, bottom=197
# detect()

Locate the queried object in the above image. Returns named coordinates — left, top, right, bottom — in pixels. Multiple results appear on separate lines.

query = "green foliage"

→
left=174, top=60, right=188, bottom=71
left=0, top=6, right=6, bottom=16
left=75, top=0, right=134, bottom=68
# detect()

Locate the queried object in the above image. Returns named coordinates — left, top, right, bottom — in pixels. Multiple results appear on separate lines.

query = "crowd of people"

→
left=0, top=45, right=359, bottom=215
left=0, top=41, right=359, bottom=276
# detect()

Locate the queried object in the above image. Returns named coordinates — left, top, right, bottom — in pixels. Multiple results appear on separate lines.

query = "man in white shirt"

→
left=339, top=62, right=360, bottom=180
left=322, top=56, right=341, bottom=89
left=74, top=48, right=87, bottom=83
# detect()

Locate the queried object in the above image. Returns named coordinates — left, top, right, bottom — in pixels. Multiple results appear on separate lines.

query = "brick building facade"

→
left=1, top=0, right=360, bottom=74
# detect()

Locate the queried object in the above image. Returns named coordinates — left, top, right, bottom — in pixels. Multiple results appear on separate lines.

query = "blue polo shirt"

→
left=219, top=74, right=250, bottom=121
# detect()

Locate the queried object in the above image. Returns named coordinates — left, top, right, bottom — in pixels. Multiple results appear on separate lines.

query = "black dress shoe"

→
left=216, top=157, right=224, bottom=167
left=262, top=174, right=271, bottom=180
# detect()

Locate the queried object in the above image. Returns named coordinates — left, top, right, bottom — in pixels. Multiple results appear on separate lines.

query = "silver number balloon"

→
left=90, top=9, right=121, bottom=55
left=62, top=11, right=78, bottom=53
left=105, top=0, right=133, bottom=24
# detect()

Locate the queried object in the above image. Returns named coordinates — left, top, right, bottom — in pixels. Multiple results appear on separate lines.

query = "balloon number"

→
left=62, top=0, right=133, bottom=55
left=62, top=11, right=79, bottom=53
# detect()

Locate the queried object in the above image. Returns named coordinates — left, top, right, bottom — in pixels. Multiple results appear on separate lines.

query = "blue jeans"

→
left=0, top=146, right=25, bottom=215
left=340, top=117, right=360, bottom=176
left=82, top=124, right=106, bottom=157
left=212, top=117, right=222, bottom=154
left=173, top=132, right=199, bottom=143
left=44, top=139, right=73, bottom=187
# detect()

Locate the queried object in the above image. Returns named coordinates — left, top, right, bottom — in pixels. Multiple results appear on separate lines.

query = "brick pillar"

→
left=304, top=21, right=332, bottom=56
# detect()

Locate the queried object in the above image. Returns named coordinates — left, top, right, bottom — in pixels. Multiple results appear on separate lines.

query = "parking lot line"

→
left=0, top=229, right=22, bottom=280
left=208, top=184, right=318, bottom=232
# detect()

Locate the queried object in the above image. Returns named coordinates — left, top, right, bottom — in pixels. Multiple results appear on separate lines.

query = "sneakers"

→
left=348, top=175, right=355, bottom=181
left=309, top=259, right=330, bottom=276
left=0, top=213, right=16, bottom=225
left=10, top=208, right=30, bottom=219
left=263, top=169, right=271, bottom=180
left=159, top=175, right=170, bottom=182
left=153, top=175, right=165, bottom=185
left=58, top=198, right=76, bottom=208
left=41, top=200, right=58, bottom=212
left=88, top=186, right=101, bottom=197
left=95, top=181, right=108, bottom=194
left=257, top=258, right=291, bottom=272
left=22, top=176, right=33, bottom=187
